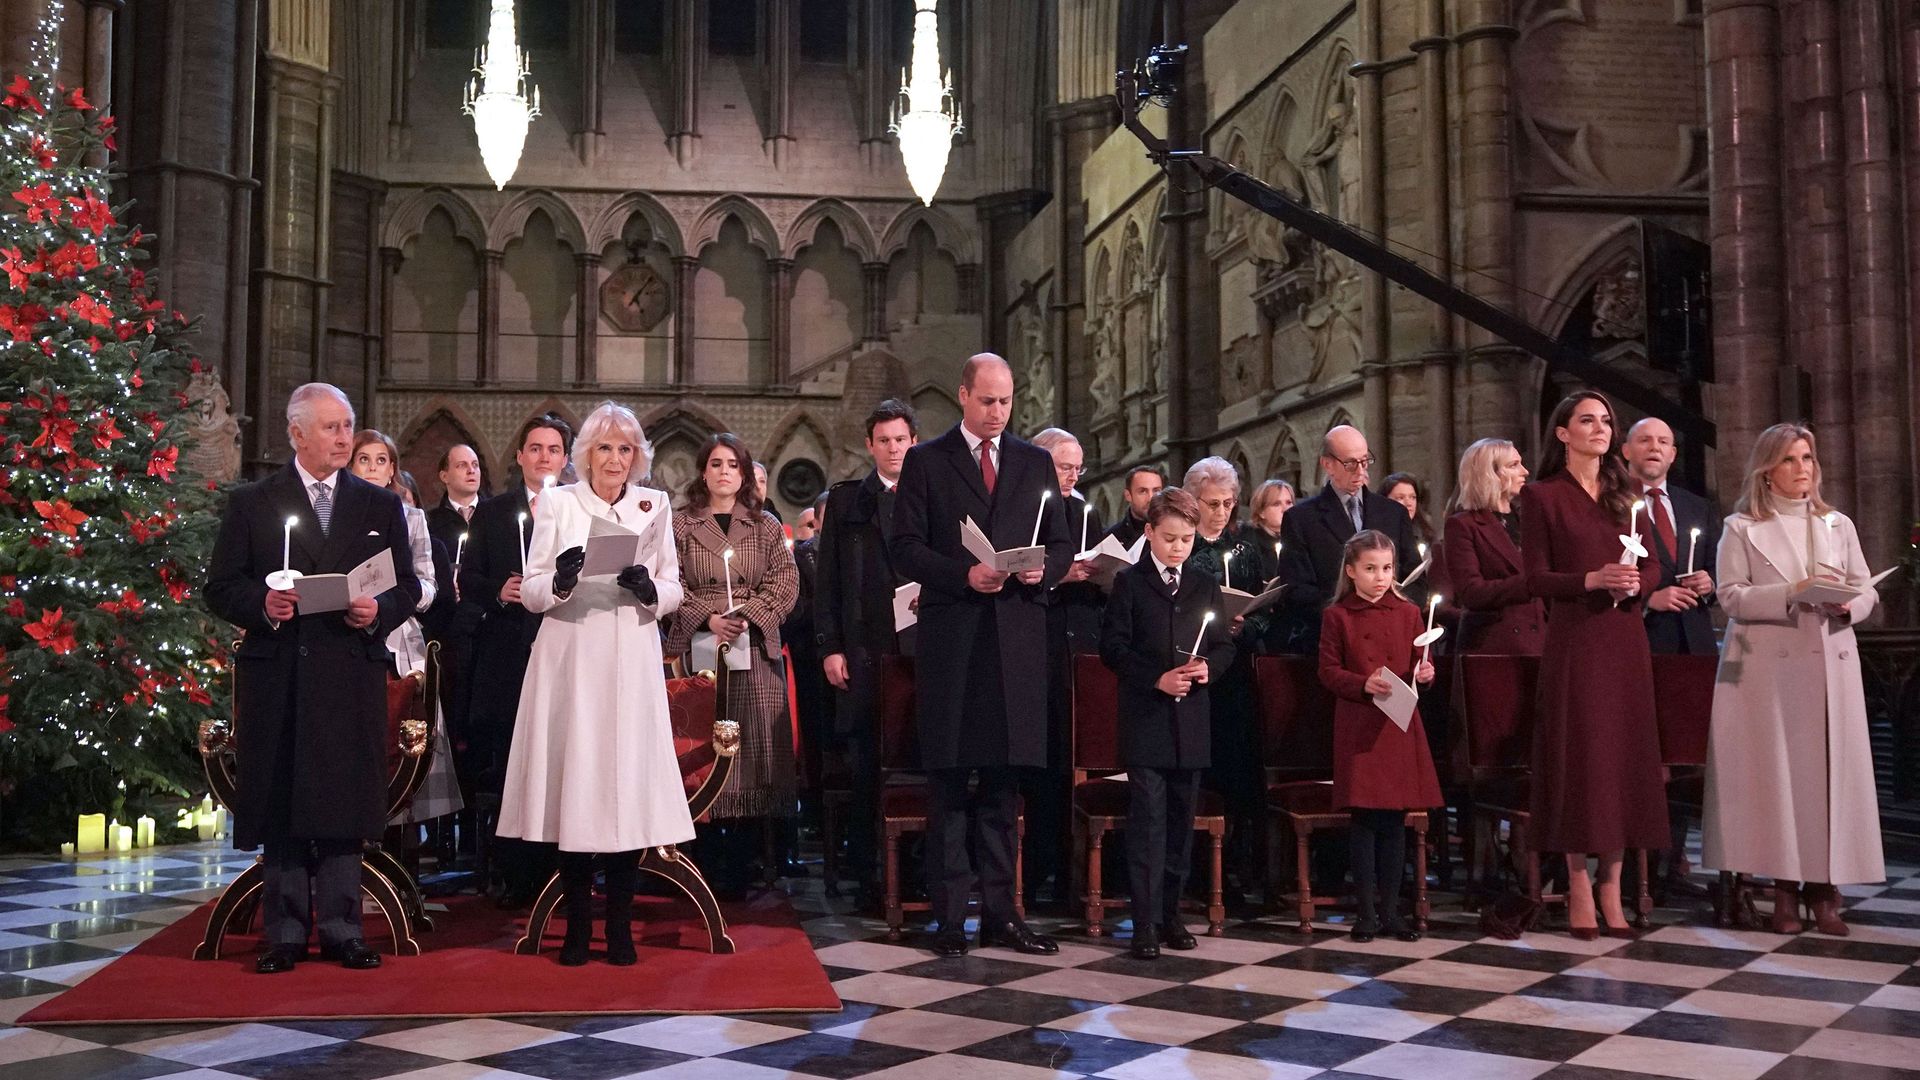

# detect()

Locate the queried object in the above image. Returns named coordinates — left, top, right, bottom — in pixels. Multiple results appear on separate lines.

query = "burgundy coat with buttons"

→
left=1318, top=592, right=1444, bottom=810
left=1443, top=509, right=1545, bottom=656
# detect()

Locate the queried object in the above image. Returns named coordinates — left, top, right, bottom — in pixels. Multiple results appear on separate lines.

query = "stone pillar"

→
left=860, top=0, right=895, bottom=163
left=575, top=252, right=601, bottom=386
left=1352, top=0, right=1391, bottom=464
left=1161, top=0, right=1195, bottom=476
left=479, top=250, right=502, bottom=385
left=1456, top=0, right=1525, bottom=447
left=669, top=0, right=705, bottom=167
left=378, top=246, right=402, bottom=382
left=385, top=0, right=414, bottom=155
left=1414, top=0, right=1455, bottom=505
left=249, top=0, right=336, bottom=471
left=974, top=192, right=1039, bottom=352
left=1898, top=0, right=1920, bottom=527
left=764, top=0, right=795, bottom=167
left=1049, top=97, right=1116, bottom=435
left=1705, top=0, right=1786, bottom=499
left=574, top=0, right=610, bottom=161
left=674, top=255, right=700, bottom=383
left=862, top=262, right=890, bottom=343
left=768, top=257, right=794, bottom=386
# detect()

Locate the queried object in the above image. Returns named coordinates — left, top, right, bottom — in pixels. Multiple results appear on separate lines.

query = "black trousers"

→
left=1127, top=767, right=1202, bottom=928
left=260, top=838, right=363, bottom=948
left=925, top=766, right=1021, bottom=932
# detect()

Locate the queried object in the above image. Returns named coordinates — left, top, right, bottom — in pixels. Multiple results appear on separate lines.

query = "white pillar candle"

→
left=1189, top=610, right=1215, bottom=658
left=59, top=842, right=74, bottom=858
left=282, top=516, right=297, bottom=576
left=1222, top=550, right=1233, bottom=591
left=1030, top=490, right=1051, bottom=548
left=517, top=511, right=529, bottom=571
left=135, top=815, right=155, bottom=848
left=722, top=548, right=735, bottom=612
left=1685, top=527, right=1700, bottom=575
left=1081, top=503, right=1091, bottom=553
left=1628, top=499, right=1645, bottom=545
left=455, top=531, right=468, bottom=569
left=113, top=825, right=133, bottom=852
left=1421, top=594, right=1443, bottom=669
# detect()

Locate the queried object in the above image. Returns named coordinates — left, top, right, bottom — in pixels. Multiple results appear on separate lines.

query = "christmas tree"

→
left=0, top=5, right=227, bottom=847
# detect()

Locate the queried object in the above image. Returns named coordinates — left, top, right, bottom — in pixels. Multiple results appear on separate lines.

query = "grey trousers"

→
left=260, top=839, right=363, bottom=948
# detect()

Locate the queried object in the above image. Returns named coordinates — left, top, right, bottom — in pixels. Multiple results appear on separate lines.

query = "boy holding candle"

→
left=1100, top=488, right=1235, bottom=960
left=1317, top=530, right=1440, bottom=943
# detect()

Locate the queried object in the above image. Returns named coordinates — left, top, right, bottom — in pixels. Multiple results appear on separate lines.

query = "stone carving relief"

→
left=1300, top=246, right=1363, bottom=383
left=1591, top=259, right=1646, bottom=340
left=184, top=369, right=243, bottom=483
left=1088, top=307, right=1121, bottom=419
left=1012, top=305, right=1054, bottom=436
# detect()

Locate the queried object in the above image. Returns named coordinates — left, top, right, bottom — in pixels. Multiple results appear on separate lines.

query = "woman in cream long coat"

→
left=1703, top=423, right=1883, bottom=937
left=498, top=402, right=692, bottom=965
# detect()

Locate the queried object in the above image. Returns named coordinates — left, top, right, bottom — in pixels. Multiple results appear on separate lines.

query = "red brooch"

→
left=639, top=500, right=652, bottom=512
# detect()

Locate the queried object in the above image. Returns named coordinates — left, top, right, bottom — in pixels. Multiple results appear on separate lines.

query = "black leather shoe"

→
left=319, top=938, right=382, bottom=969
left=1159, top=922, right=1199, bottom=950
left=1130, top=925, right=1161, bottom=960
left=977, top=918, right=1059, bottom=955
left=1350, top=923, right=1378, bottom=944
left=930, top=929, right=969, bottom=958
left=254, top=944, right=304, bottom=974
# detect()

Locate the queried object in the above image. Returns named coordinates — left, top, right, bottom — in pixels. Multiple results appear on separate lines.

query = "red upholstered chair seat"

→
left=1072, top=778, right=1224, bottom=819
left=880, top=785, right=929, bottom=818
left=1653, top=654, right=1718, bottom=767
left=1072, top=655, right=1122, bottom=771
left=666, top=674, right=718, bottom=799
left=1267, top=779, right=1338, bottom=817
left=1254, top=656, right=1335, bottom=779
left=1470, top=775, right=1531, bottom=817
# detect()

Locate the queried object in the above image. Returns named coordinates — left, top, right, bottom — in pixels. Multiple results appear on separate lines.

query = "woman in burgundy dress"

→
left=1519, top=391, right=1666, bottom=939
left=1444, top=438, right=1544, bottom=656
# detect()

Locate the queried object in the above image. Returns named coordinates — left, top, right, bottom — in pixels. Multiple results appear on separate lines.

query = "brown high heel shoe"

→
left=1770, top=882, right=1804, bottom=935
left=1802, top=883, right=1849, bottom=937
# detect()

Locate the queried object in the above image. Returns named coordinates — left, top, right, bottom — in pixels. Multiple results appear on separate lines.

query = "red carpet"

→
left=20, top=892, right=841, bottom=1024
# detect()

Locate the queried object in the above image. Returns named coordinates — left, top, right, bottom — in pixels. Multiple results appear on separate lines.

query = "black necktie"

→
left=1165, top=566, right=1179, bottom=592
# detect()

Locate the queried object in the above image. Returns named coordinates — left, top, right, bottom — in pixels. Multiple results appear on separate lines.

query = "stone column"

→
left=862, top=262, right=890, bottom=343
left=574, top=0, right=609, bottom=161
left=81, top=0, right=117, bottom=165
left=378, top=246, right=402, bottom=382
left=768, top=257, right=794, bottom=386
left=575, top=252, right=601, bottom=386
left=1161, top=0, right=1195, bottom=476
left=860, top=0, right=896, bottom=160
left=1414, top=0, right=1455, bottom=505
left=674, top=255, right=700, bottom=384
left=1704, top=0, right=1786, bottom=499
left=1049, top=97, right=1116, bottom=434
left=670, top=0, right=705, bottom=167
left=1456, top=0, right=1525, bottom=446
left=479, top=250, right=502, bottom=385
left=1352, top=0, right=1391, bottom=463
left=1898, top=0, right=1920, bottom=526
left=974, top=192, right=1039, bottom=353
left=764, top=0, right=795, bottom=167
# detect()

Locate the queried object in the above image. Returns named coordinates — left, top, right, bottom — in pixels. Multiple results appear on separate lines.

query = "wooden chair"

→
left=1257, top=656, right=1430, bottom=933
left=877, top=655, right=1026, bottom=940
left=194, top=642, right=442, bottom=960
left=1068, top=654, right=1226, bottom=937
left=1648, top=654, right=1734, bottom=923
left=514, top=655, right=742, bottom=956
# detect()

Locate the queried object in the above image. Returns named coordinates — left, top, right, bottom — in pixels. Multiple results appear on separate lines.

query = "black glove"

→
left=553, top=546, right=585, bottom=593
left=616, top=563, right=657, bottom=605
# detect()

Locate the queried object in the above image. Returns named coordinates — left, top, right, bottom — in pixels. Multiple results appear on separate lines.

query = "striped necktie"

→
left=311, top=482, right=332, bottom=537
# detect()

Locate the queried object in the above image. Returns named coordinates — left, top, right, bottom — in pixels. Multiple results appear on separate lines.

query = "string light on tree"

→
left=889, top=0, right=962, bottom=206
left=462, top=0, right=540, bottom=190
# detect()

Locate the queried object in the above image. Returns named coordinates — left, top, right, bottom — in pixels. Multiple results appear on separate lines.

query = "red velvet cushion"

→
left=1653, top=654, right=1718, bottom=767
left=880, top=785, right=929, bottom=817
left=1266, top=779, right=1336, bottom=815
left=1459, top=654, right=1539, bottom=770
left=1253, top=656, right=1335, bottom=772
left=667, top=674, right=718, bottom=799
left=878, top=655, right=919, bottom=769
left=1075, top=778, right=1227, bottom=820
left=1073, top=655, right=1122, bottom=772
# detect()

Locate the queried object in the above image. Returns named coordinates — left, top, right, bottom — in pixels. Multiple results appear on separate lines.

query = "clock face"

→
left=599, top=263, right=671, bottom=333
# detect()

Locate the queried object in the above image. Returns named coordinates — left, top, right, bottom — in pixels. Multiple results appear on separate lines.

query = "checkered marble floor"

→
left=2, top=840, right=1920, bottom=1079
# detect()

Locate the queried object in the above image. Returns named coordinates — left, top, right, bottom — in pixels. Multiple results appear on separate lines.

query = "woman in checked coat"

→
left=665, top=433, right=800, bottom=898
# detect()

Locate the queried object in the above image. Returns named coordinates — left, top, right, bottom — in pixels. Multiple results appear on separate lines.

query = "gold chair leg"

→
left=364, top=843, right=434, bottom=933
left=360, top=862, right=422, bottom=956
left=193, top=859, right=266, bottom=961
left=640, top=844, right=737, bottom=954
left=512, top=871, right=567, bottom=956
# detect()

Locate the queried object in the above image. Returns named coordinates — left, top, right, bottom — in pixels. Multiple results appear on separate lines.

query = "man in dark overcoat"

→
left=1274, top=425, right=1419, bottom=653
left=891, top=355, right=1072, bottom=957
left=205, top=383, right=421, bottom=974
left=456, top=413, right=571, bottom=906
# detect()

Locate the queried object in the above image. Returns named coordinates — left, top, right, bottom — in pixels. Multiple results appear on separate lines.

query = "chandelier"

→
left=889, top=1, right=963, bottom=206
left=462, top=0, right=540, bottom=190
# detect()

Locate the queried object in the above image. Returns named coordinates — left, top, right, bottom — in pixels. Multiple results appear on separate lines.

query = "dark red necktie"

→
left=978, top=440, right=996, bottom=495
left=1647, top=489, right=1677, bottom=560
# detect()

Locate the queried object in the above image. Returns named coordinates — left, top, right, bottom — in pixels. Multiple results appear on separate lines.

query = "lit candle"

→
left=455, top=531, right=468, bottom=569
left=517, top=511, right=529, bottom=571
left=282, top=515, right=297, bottom=577
left=59, top=842, right=74, bottom=858
left=722, top=547, right=735, bottom=612
left=213, top=807, right=229, bottom=839
left=113, top=824, right=133, bottom=852
left=1418, top=541, right=1428, bottom=561
left=76, top=813, right=106, bottom=854
left=1222, top=550, right=1234, bottom=591
left=1685, top=527, right=1700, bottom=575
left=1189, top=610, right=1215, bottom=658
left=135, top=815, right=155, bottom=848
left=195, top=808, right=216, bottom=841
left=107, top=818, right=120, bottom=850
left=1628, top=499, right=1645, bottom=546
left=1421, top=594, right=1443, bottom=669
left=1030, top=490, right=1051, bottom=548
left=1080, top=503, right=1092, bottom=553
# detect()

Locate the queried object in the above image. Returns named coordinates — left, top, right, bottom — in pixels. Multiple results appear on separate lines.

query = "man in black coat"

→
left=205, top=383, right=421, bottom=974
left=1274, top=425, right=1419, bottom=653
left=422, top=444, right=483, bottom=833
left=816, top=399, right=918, bottom=905
left=456, top=413, right=571, bottom=906
left=1103, top=466, right=1164, bottom=550
left=891, top=355, right=1072, bottom=957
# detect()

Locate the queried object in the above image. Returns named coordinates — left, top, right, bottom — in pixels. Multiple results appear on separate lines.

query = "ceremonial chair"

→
left=1258, top=656, right=1430, bottom=934
left=514, top=653, right=741, bottom=956
left=1068, top=654, right=1226, bottom=937
left=876, top=655, right=1027, bottom=940
left=193, top=641, right=441, bottom=960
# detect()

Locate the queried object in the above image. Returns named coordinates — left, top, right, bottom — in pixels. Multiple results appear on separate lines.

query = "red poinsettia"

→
left=158, top=564, right=190, bottom=603
left=91, top=415, right=122, bottom=450
left=67, top=189, right=115, bottom=235
left=32, top=498, right=88, bottom=536
left=27, top=134, right=55, bottom=169
left=46, top=241, right=98, bottom=279
left=0, top=302, right=48, bottom=341
left=98, top=589, right=143, bottom=617
left=0, top=246, right=38, bottom=288
left=4, top=598, right=23, bottom=619
left=66, top=86, right=91, bottom=111
left=147, top=445, right=178, bottom=482
left=31, top=414, right=78, bottom=455
left=23, top=608, right=77, bottom=654
left=12, top=183, right=61, bottom=223
left=62, top=292, right=113, bottom=326
left=3, top=74, right=43, bottom=114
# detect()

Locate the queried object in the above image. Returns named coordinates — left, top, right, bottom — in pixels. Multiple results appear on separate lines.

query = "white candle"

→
left=1222, top=551, right=1234, bottom=591
left=59, top=842, right=74, bottom=858
left=113, top=825, right=133, bottom=852
left=455, top=531, right=468, bottom=569
left=135, top=815, right=155, bottom=848
left=1421, top=594, right=1442, bottom=668
left=722, top=547, right=735, bottom=612
left=517, top=511, right=529, bottom=571
left=1685, top=527, right=1700, bottom=575
left=1030, top=490, right=1051, bottom=548
left=1629, top=499, right=1645, bottom=545
left=282, top=516, right=296, bottom=576
left=1189, top=610, right=1215, bottom=658
left=1081, top=503, right=1092, bottom=553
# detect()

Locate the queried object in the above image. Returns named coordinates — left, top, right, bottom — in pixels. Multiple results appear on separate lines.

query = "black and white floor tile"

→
left=2, top=839, right=1919, bottom=1079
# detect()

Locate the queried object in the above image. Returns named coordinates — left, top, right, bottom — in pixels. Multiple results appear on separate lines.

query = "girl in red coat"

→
left=1319, top=530, right=1441, bottom=942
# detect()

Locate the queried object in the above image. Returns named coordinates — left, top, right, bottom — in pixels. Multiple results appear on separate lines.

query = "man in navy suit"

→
left=1274, top=425, right=1419, bottom=653
left=891, top=355, right=1072, bottom=958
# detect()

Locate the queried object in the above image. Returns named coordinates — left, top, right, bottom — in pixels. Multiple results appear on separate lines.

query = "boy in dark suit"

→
left=1100, top=488, right=1235, bottom=960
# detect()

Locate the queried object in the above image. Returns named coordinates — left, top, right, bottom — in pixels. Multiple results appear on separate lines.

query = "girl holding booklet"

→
left=1703, top=423, right=1884, bottom=935
left=1317, top=530, right=1439, bottom=943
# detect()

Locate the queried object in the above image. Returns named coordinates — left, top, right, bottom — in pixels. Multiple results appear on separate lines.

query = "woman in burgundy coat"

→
left=1319, top=531, right=1442, bottom=942
left=1444, top=438, right=1545, bottom=656
left=1520, top=391, right=1667, bottom=940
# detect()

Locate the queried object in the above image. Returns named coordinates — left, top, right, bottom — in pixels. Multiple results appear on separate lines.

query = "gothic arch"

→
left=636, top=401, right=729, bottom=441
left=1533, top=217, right=1643, bottom=337
left=382, top=186, right=488, bottom=251
left=1226, top=441, right=1255, bottom=498
left=1267, top=428, right=1304, bottom=487
left=880, top=204, right=977, bottom=264
left=1091, top=244, right=1115, bottom=307
left=488, top=190, right=588, bottom=252
left=588, top=192, right=687, bottom=257
left=1120, top=219, right=1148, bottom=297
left=395, top=400, right=497, bottom=490
left=763, top=406, right=835, bottom=463
left=783, top=198, right=880, bottom=261
left=686, top=195, right=782, bottom=256
left=1312, top=42, right=1358, bottom=119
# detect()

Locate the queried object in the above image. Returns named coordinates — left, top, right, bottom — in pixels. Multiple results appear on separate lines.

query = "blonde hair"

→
left=1250, top=478, right=1295, bottom=519
left=571, top=401, right=654, bottom=480
left=1733, top=423, right=1833, bottom=520
left=1331, top=529, right=1401, bottom=604
left=1451, top=437, right=1518, bottom=513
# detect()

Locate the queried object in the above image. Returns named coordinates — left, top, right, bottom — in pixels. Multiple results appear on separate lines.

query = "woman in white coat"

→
left=496, top=402, right=692, bottom=966
left=1703, top=423, right=1883, bottom=936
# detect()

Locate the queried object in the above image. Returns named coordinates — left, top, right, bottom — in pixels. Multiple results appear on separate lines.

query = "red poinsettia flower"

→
left=31, top=414, right=78, bottom=454
left=32, top=498, right=89, bottom=536
left=0, top=246, right=38, bottom=289
left=99, top=114, right=115, bottom=150
left=0, top=695, right=10, bottom=734
left=91, top=415, right=122, bottom=449
left=12, top=183, right=61, bottom=223
left=4, top=598, right=23, bottom=619
left=23, top=608, right=77, bottom=654
left=27, top=134, right=54, bottom=168
left=46, top=241, right=99, bottom=279
left=67, top=189, right=115, bottom=234
left=97, top=589, right=142, bottom=617
left=0, top=303, right=49, bottom=342
left=147, top=445, right=178, bottom=482
left=62, top=292, right=113, bottom=326
left=130, top=369, right=143, bottom=389
left=158, top=565, right=191, bottom=603
left=3, top=74, right=44, bottom=114
left=66, top=86, right=91, bottom=110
